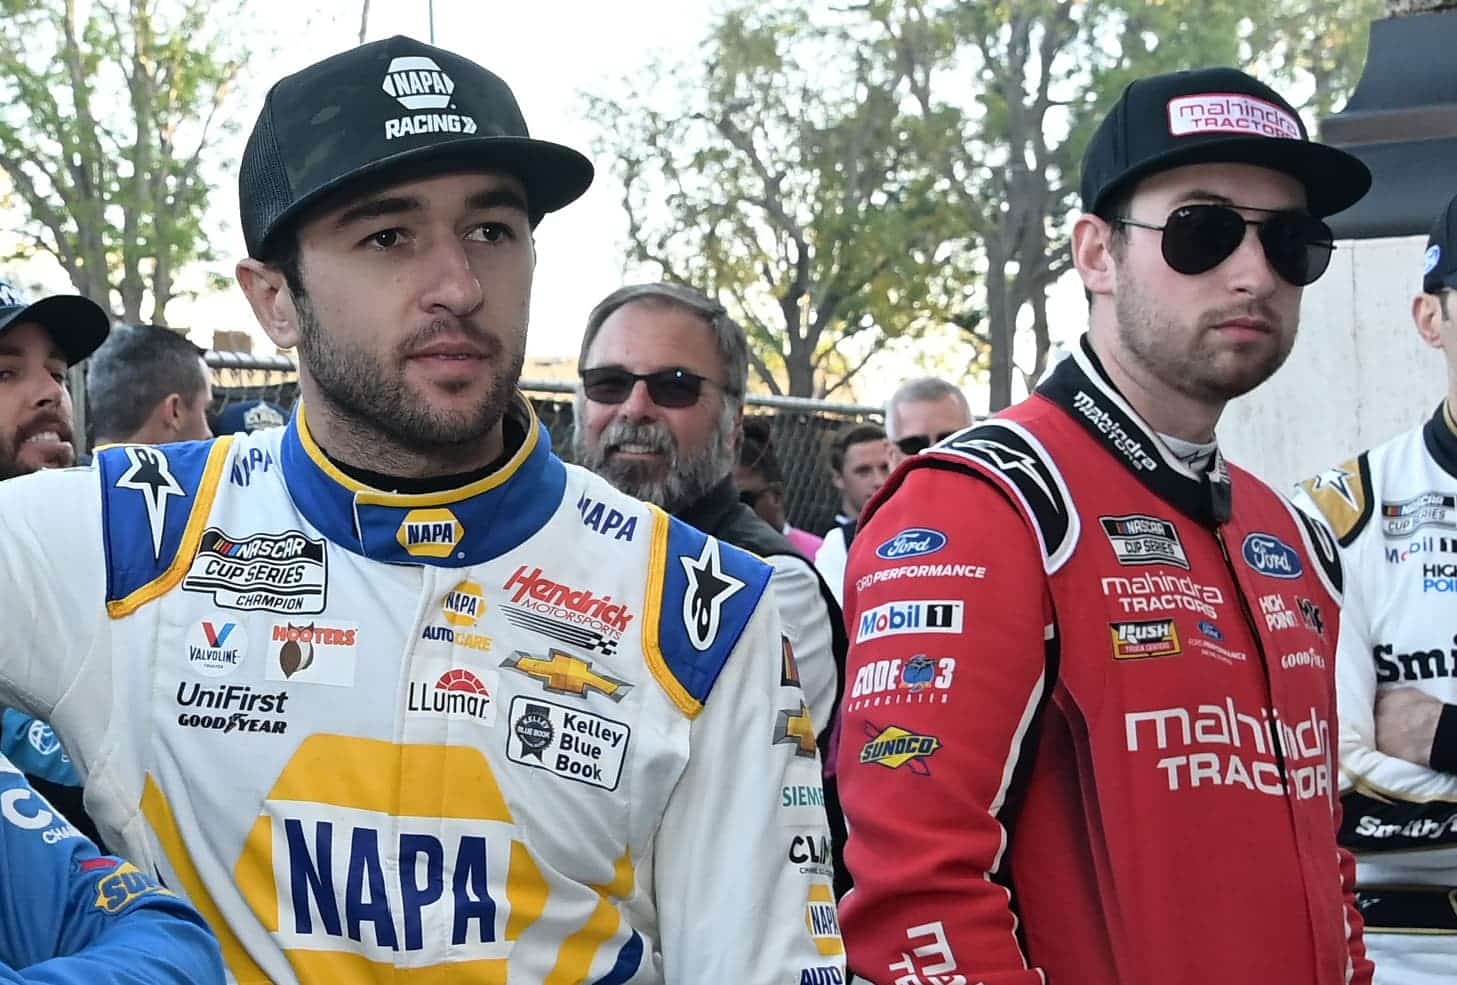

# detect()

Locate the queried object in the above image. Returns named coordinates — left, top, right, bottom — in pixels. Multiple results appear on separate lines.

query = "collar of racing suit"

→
left=1036, top=335, right=1232, bottom=526
left=278, top=390, right=568, bottom=567
left=1423, top=400, right=1457, bottom=478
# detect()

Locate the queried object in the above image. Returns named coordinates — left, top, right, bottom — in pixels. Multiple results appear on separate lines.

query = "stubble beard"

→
left=573, top=399, right=735, bottom=514
left=1114, top=273, right=1296, bottom=404
left=295, top=294, right=523, bottom=455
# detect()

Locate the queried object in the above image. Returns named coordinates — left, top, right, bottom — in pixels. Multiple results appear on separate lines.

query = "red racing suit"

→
left=836, top=337, right=1371, bottom=985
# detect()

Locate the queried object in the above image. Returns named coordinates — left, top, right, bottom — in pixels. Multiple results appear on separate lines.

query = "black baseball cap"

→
left=1081, top=67, right=1370, bottom=219
left=0, top=281, right=110, bottom=366
left=1424, top=193, right=1457, bottom=293
left=239, top=35, right=594, bottom=258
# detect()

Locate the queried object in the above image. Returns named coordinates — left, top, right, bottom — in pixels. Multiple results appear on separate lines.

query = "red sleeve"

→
left=837, top=465, right=1051, bottom=985
left=1337, top=832, right=1373, bottom=985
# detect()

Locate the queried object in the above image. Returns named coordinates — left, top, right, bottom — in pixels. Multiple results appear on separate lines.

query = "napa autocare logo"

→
left=1241, top=533, right=1303, bottom=579
left=380, top=56, right=479, bottom=140
left=874, top=528, right=946, bottom=561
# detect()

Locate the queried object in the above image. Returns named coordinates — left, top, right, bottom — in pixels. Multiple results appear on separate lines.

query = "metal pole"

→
left=428, top=0, right=435, bottom=42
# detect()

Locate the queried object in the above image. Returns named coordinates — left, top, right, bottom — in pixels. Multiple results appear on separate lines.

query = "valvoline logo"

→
left=1242, top=533, right=1303, bottom=579
left=875, top=528, right=947, bottom=561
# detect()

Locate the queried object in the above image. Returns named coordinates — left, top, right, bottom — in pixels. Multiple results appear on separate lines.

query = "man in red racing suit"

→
left=836, top=66, right=1372, bottom=985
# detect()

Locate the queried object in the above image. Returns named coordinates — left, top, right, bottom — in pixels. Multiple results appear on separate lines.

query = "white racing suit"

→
left=0, top=395, right=844, bottom=984
left=1295, top=404, right=1457, bottom=984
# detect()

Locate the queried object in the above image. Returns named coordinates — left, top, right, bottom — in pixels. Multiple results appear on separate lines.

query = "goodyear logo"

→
left=804, top=883, right=844, bottom=957
left=443, top=580, right=485, bottom=627
left=94, top=861, right=166, bottom=914
left=859, top=724, right=941, bottom=774
left=397, top=509, right=464, bottom=559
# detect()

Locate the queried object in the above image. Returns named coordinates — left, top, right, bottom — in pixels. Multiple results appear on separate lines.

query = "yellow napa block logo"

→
left=398, top=509, right=464, bottom=558
left=804, top=883, right=843, bottom=956
left=443, top=580, right=486, bottom=627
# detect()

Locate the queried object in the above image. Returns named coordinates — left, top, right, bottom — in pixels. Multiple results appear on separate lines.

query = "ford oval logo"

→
left=1241, top=533, right=1303, bottom=579
left=875, top=528, right=947, bottom=561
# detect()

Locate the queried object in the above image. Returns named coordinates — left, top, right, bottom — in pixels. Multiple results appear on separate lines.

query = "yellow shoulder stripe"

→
left=642, top=507, right=704, bottom=719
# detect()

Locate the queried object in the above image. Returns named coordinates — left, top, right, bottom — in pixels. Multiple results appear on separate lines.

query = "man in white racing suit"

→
left=1295, top=191, right=1457, bottom=983
left=0, top=36, right=842, bottom=985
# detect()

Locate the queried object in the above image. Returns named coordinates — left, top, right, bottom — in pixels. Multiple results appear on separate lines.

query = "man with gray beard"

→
left=574, top=282, right=847, bottom=762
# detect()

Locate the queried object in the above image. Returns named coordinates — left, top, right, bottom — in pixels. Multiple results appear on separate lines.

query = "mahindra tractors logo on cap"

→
left=380, top=56, right=479, bottom=141
left=1166, top=93, right=1302, bottom=141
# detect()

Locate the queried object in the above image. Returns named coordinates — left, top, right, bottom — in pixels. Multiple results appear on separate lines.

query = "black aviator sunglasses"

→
left=1115, top=203, right=1335, bottom=287
left=580, top=367, right=737, bottom=409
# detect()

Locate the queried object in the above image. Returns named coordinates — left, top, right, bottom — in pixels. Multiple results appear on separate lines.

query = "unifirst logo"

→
left=397, top=509, right=464, bottom=559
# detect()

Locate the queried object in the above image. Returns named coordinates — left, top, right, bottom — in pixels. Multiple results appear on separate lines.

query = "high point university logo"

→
left=380, top=56, right=479, bottom=141
left=1166, top=92, right=1302, bottom=141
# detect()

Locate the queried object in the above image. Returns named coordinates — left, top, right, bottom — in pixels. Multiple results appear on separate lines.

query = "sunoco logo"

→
left=858, top=724, right=941, bottom=774
left=380, top=56, right=479, bottom=141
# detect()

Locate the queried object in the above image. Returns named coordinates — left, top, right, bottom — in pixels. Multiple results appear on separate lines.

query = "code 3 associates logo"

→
left=856, top=600, right=964, bottom=643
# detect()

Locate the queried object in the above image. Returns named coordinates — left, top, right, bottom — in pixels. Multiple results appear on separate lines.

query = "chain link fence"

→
left=204, top=352, right=883, bottom=536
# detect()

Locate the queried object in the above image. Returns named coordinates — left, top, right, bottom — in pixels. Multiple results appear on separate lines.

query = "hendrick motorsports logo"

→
left=182, top=528, right=326, bottom=614
left=380, top=56, right=479, bottom=141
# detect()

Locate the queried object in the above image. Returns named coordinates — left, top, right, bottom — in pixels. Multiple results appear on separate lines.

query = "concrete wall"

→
left=1218, top=234, right=1444, bottom=490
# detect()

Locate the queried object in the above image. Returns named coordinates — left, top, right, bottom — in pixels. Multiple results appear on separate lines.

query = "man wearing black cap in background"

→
left=0, top=279, right=108, bottom=843
left=1294, top=191, right=1457, bottom=983
left=0, top=37, right=840, bottom=984
left=837, top=68, right=1374, bottom=984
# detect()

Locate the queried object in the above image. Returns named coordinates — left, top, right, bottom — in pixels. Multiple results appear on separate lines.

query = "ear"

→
left=237, top=259, right=302, bottom=350
left=1414, top=294, right=1446, bottom=351
left=1073, top=213, right=1118, bottom=299
left=831, top=471, right=846, bottom=493
left=161, top=393, right=184, bottom=432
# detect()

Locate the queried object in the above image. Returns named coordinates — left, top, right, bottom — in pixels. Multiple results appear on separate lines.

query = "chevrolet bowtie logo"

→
left=773, top=702, right=817, bottom=759
left=501, top=649, right=632, bottom=702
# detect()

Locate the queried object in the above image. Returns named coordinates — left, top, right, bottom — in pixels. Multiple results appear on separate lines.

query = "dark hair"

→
left=829, top=423, right=886, bottom=474
left=86, top=323, right=209, bottom=444
left=738, top=416, right=784, bottom=484
left=260, top=228, right=307, bottom=298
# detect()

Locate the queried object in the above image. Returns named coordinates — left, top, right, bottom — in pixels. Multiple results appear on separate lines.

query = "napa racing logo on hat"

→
left=1167, top=93, right=1302, bottom=140
left=380, top=56, right=478, bottom=141
left=1427, top=244, right=1443, bottom=276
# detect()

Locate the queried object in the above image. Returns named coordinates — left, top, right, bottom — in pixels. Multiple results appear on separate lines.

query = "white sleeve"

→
left=764, top=554, right=836, bottom=736
left=654, top=596, right=844, bottom=984
left=812, top=529, right=847, bottom=607
left=0, top=469, right=109, bottom=766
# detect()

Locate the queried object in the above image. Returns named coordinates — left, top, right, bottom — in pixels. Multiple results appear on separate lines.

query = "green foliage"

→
left=0, top=0, right=243, bottom=323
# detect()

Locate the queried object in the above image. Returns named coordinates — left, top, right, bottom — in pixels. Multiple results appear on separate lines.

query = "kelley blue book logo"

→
left=875, top=528, right=947, bottom=561
left=1242, top=533, right=1303, bottom=579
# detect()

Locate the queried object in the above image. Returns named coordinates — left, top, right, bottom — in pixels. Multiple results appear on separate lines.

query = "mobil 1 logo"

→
left=506, top=696, right=630, bottom=791
left=182, top=528, right=327, bottom=614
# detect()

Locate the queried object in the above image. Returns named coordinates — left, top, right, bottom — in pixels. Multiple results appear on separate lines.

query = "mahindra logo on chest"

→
left=1241, top=533, right=1303, bottom=579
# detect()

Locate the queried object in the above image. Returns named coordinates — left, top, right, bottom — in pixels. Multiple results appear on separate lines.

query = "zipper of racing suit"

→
left=1213, top=525, right=1290, bottom=779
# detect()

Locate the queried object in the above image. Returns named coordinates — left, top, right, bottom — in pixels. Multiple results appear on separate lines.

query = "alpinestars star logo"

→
left=957, top=437, right=1058, bottom=510
left=1310, top=464, right=1360, bottom=512
left=116, top=445, right=184, bottom=559
left=680, top=540, right=744, bottom=651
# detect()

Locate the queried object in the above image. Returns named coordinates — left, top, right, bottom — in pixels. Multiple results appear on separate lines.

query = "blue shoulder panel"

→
left=0, top=709, right=79, bottom=787
left=96, top=439, right=229, bottom=612
left=647, top=515, right=773, bottom=717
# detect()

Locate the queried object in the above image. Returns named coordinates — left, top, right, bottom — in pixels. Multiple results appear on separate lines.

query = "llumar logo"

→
left=396, top=509, right=463, bottom=559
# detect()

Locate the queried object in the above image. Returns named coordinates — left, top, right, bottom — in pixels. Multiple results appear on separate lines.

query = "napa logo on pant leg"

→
left=397, top=509, right=464, bottom=559
left=804, top=883, right=843, bottom=957
left=858, top=723, right=941, bottom=774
